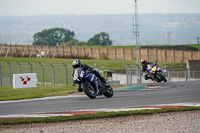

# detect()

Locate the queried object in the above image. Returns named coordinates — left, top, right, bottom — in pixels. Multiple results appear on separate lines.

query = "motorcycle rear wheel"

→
left=103, top=86, right=114, bottom=98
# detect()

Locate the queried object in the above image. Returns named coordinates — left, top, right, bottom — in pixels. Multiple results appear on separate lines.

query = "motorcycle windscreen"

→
left=73, top=67, right=84, bottom=83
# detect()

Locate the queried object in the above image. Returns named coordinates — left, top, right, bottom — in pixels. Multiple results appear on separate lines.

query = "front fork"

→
left=89, top=79, right=99, bottom=93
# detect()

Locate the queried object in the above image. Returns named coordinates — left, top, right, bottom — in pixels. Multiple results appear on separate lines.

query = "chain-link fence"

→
left=0, top=62, right=74, bottom=86
left=1, top=62, right=200, bottom=86
left=116, top=65, right=200, bottom=84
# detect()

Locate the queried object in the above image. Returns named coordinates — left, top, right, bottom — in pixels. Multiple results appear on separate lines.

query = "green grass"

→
left=0, top=84, right=120, bottom=101
left=140, top=44, right=200, bottom=51
left=42, top=44, right=200, bottom=50
left=0, top=57, right=186, bottom=70
left=0, top=58, right=75, bottom=65
left=68, top=45, right=137, bottom=49
left=0, top=85, right=76, bottom=101
left=0, top=106, right=200, bottom=125
left=140, top=44, right=175, bottom=47
left=188, top=44, right=200, bottom=50
left=0, top=57, right=132, bottom=70
left=0, top=57, right=186, bottom=101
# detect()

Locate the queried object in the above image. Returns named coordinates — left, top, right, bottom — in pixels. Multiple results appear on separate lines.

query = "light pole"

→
left=133, top=0, right=140, bottom=64
left=133, top=0, right=141, bottom=83
left=197, top=37, right=200, bottom=44
left=166, top=32, right=172, bottom=45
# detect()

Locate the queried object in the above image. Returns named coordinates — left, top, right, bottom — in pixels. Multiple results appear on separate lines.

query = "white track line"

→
left=0, top=102, right=199, bottom=119
left=0, top=95, right=84, bottom=104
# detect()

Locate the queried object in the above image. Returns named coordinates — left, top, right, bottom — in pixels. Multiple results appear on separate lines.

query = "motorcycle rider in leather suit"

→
left=141, top=58, right=153, bottom=80
left=72, top=59, right=109, bottom=94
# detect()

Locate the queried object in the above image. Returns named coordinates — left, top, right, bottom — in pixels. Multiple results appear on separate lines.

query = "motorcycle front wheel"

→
left=81, top=81, right=96, bottom=99
left=157, top=73, right=167, bottom=82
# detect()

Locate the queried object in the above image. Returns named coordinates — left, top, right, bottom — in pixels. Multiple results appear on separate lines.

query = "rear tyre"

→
left=103, top=86, right=114, bottom=98
left=81, top=82, right=96, bottom=99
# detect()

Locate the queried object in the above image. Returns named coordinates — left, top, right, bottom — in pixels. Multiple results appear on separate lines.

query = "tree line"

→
left=33, top=28, right=112, bottom=46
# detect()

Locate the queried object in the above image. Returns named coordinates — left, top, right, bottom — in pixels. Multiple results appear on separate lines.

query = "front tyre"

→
left=81, top=82, right=96, bottom=99
left=157, top=73, right=167, bottom=82
left=163, top=76, right=167, bottom=82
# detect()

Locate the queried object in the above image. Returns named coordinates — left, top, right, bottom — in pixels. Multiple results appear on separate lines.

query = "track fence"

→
left=1, top=62, right=200, bottom=86
left=0, top=62, right=74, bottom=86
left=117, top=64, right=200, bottom=84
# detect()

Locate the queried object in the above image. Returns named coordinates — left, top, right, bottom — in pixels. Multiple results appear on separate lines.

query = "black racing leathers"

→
left=141, top=62, right=153, bottom=80
left=72, top=64, right=107, bottom=84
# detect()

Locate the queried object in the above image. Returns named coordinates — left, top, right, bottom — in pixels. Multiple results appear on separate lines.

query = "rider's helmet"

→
left=141, top=58, right=147, bottom=66
left=72, top=59, right=81, bottom=69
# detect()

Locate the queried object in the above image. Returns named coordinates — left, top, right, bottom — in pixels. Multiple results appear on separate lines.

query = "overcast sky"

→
left=0, top=0, right=200, bottom=16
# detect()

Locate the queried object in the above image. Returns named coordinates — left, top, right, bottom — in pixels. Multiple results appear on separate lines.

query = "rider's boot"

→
left=92, top=70, right=109, bottom=87
left=100, top=77, right=109, bottom=87
left=146, top=76, right=153, bottom=81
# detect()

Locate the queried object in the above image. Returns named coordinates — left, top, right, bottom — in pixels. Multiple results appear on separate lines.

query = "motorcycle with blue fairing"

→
left=146, top=61, right=167, bottom=82
left=73, top=67, right=114, bottom=99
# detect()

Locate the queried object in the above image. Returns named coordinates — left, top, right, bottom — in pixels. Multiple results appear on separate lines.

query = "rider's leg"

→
left=144, top=74, right=148, bottom=80
left=92, top=70, right=109, bottom=87
left=144, top=74, right=153, bottom=81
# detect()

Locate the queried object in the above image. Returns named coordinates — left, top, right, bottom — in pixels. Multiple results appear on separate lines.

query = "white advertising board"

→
left=13, top=73, right=37, bottom=89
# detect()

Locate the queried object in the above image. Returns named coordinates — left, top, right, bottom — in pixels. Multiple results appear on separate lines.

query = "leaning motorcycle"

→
left=73, top=67, right=114, bottom=99
left=145, top=61, right=167, bottom=82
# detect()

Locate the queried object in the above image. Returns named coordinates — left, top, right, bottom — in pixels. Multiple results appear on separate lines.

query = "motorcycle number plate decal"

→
left=152, top=66, right=156, bottom=71
left=80, top=71, right=85, bottom=78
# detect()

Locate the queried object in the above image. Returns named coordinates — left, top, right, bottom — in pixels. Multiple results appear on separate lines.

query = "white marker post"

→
left=13, top=73, right=37, bottom=89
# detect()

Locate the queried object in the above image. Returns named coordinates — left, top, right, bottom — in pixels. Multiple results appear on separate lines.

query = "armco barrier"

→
left=0, top=44, right=200, bottom=63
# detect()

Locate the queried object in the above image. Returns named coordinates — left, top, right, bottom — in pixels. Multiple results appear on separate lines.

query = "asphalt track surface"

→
left=0, top=81, right=200, bottom=116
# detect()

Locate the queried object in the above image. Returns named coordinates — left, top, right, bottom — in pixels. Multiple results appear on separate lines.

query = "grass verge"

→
left=0, top=85, right=120, bottom=101
left=188, top=44, right=200, bottom=50
left=0, top=57, right=186, bottom=70
left=0, top=85, right=77, bottom=101
left=0, top=106, right=200, bottom=125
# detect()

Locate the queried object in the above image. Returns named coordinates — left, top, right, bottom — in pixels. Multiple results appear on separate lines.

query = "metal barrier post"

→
left=39, top=62, right=44, bottom=85
left=127, top=64, right=133, bottom=84
left=50, top=64, right=56, bottom=85
left=168, top=68, right=171, bottom=82
left=137, top=67, right=141, bottom=83
left=6, top=61, right=12, bottom=86
left=187, top=62, right=191, bottom=81
left=123, top=64, right=134, bottom=84
left=182, top=65, right=188, bottom=81
left=63, top=63, right=68, bottom=85
left=16, top=62, right=22, bottom=73
left=123, top=64, right=129, bottom=84
left=185, top=69, right=188, bottom=81
left=136, top=64, right=141, bottom=83
left=28, top=62, right=33, bottom=73
left=164, top=66, right=171, bottom=82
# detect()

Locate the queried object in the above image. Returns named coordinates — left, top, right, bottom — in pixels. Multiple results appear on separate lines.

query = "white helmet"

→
left=72, top=59, right=81, bottom=69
